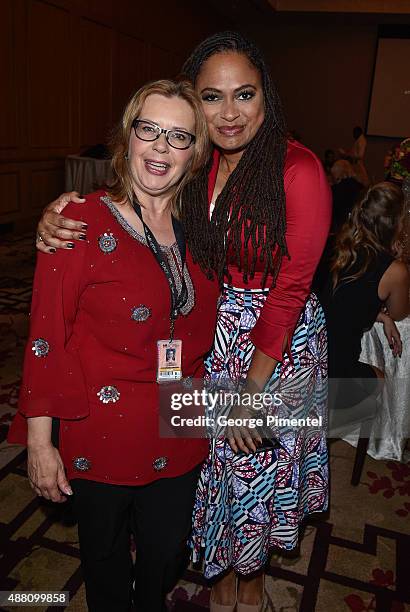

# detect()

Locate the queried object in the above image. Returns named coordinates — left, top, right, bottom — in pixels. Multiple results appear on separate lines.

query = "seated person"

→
left=320, top=182, right=409, bottom=413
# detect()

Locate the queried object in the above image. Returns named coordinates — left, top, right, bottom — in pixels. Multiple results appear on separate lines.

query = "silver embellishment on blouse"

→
left=162, top=246, right=195, bottom=316
left=182, top=376, right=193, bottom=389
left=131, top=305, right=151, bottom=322
left=32, top=338, right=50, bottom=357
left=153, top=456, right=168, bottom=471
left=73, top=457, right=91, bottom=471
left=98, top=232, right=117, bottom=253
left=101, top=195, right=147, bottom=246
left=97, top=385, right=120, bottom=404
left=100, top=194, right=195, bottom=315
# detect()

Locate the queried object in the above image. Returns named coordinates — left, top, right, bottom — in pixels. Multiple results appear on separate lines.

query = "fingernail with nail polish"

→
left=49, top=248, right=56, bottom=253
left=81, top=224, right=88, bottom=230
left=78, top=234, right=87, bottom=241
left=66, top=243, right=75, bottom=249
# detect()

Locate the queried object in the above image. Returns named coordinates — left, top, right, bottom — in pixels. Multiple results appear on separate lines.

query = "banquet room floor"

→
left=0, top=232, right=409, bottom=612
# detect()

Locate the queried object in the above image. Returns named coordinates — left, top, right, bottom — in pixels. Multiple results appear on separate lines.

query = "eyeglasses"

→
left=132, top=119, right=196, bottom=150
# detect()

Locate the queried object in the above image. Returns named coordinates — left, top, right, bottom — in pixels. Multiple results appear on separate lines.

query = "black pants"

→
left=71, top=465, right=200, bottom=612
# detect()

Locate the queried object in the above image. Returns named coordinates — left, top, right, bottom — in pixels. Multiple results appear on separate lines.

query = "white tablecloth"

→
left=343, top=317, right=410, bottom=462
left=65, top=156, right=112, bottom=195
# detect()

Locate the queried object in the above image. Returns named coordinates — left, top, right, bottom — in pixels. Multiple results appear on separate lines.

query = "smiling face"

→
left=128, top=93, right=196, bottom=199
left=195, top=51, right=265, bottom=154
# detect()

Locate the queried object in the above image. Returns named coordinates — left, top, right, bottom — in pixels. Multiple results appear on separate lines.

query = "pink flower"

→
left=370, top=568, right=394, bottom=587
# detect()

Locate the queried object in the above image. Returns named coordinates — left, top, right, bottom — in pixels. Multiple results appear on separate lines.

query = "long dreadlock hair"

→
left=180, top=31, right=288, bottom=287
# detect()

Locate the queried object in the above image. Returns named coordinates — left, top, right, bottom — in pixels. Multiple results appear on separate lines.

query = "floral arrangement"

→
left=384, top=137, right=410, bottom=181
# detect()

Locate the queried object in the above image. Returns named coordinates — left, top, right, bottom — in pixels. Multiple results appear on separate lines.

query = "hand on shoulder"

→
left=36, top=191, right=88, bottom=253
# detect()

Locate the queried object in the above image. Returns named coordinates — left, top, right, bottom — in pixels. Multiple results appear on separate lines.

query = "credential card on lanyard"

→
left=157, top=339, right=182, bottom=382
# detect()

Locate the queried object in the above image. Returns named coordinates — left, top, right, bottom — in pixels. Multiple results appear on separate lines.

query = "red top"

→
left=8, top=191, right=219, bottom=485
left=207, top=140, right=331, bottom=361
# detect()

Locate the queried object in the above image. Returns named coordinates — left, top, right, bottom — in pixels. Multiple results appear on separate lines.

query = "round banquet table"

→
left=343, top=316, right=410, bottom=462
left=65, top=155, right=112, bottom=196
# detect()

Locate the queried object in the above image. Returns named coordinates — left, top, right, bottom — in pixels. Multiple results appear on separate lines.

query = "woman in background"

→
left=349, top=126, right=369, bottom=186
left=322, top=182, right=409, bottom=386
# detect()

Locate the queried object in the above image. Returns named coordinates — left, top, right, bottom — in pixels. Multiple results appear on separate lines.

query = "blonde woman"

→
left=9, top=80, right=219, bottom=612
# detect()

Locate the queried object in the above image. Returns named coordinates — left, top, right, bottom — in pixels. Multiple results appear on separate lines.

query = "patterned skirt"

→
left=190, top=286, right=329, bottom=579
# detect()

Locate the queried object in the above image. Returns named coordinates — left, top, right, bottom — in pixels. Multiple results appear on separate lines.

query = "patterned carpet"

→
left=0, top=233, right=409, bottom=612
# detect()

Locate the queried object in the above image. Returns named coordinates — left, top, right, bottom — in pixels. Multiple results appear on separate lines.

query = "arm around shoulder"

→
left=37, top=192, right=88, bottom=252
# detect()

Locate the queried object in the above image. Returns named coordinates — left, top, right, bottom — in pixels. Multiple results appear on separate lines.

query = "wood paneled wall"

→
left=244, top=14, right=408, bottom=183
left=0, top=0, right=227, bottom=228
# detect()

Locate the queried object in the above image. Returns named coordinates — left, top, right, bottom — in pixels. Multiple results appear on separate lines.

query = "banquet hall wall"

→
left=0, top=0, right=229, bottom=229
left=244, top=13, right=409, bottom=183
left=2, top=3, right=408, bottom=230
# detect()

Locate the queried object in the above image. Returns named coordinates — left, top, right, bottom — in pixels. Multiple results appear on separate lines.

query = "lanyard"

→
left=132, top=198, right=187, bottom=340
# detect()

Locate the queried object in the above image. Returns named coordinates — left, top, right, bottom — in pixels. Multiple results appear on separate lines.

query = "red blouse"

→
left=8, top=191, right=219, bottom=486
left=207, top=140, right=331, bottom=361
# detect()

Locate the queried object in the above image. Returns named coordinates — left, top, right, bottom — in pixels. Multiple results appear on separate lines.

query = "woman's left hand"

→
left=383, top=317, right=402, bottom=357
left=377, top=312, right=403, bottom=357
left=27, top=443, right=72, bottom=502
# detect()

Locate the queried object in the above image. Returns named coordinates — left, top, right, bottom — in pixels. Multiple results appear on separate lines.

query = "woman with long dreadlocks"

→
left=36, top=32, right=331, bottom=611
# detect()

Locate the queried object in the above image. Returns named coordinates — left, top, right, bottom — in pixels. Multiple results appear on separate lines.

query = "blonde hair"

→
left=331, top=181, right=405, bottom=287
left=108, top=79, right=210, bottom=211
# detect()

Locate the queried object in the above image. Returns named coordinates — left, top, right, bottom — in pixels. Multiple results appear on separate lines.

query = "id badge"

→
left=157, top=339, right=182, bottom=382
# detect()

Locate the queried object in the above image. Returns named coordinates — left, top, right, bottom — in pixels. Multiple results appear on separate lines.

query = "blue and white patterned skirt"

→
left=191, top=286, right=329, bottom=578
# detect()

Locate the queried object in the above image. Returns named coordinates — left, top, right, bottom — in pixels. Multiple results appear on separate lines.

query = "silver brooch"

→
left=131, top=305, right=151, bottom=322
left=97, top=385, right=120, bottom=404
left=32, top=338, right=50, bottom=357
left=73, top=457, right=91, bottom=471
left=182, top=376, right=193, bottom=389
left=153, top=456, right=168, bottom=471
left=98, top=232, right=117, bottom=253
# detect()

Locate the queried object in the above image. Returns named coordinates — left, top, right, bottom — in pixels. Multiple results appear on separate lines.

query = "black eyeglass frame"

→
left=132, top=119, right=196, bottom=150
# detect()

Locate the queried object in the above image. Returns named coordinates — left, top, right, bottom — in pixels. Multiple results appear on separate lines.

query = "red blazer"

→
left=8, top=191, right=219, bottom=485
left=207, top=141, right=331, bottom=361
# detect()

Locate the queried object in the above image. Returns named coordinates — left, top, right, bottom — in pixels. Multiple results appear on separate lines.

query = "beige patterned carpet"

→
left=0, top=233, right=409, bottom=611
